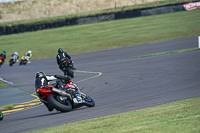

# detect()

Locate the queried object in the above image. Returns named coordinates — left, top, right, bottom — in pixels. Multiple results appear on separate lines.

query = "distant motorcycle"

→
left=36, top=75, right=95, bottom=112
left=0, top=57, right=3, bottom=67
left=9, top=56, right=18, bottom=66
left=61, top=57, right=75, bottom=78
left=19, top=56, right=29, bottom=65
left=0, top=111, right=3, bottom=121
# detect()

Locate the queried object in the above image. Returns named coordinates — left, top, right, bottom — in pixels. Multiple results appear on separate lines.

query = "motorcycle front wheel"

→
left=84, top=95, right=95, bottom=107
left=47, top=94, right=72, bottom=112
left=19, top=60, right=23, bottom=65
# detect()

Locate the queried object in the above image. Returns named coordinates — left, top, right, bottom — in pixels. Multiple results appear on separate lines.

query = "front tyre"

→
left=23, top=60, right=27, bottom=65
left=84, top=96, right=95, bottom=107
left=47, top=94, right=72, bottom=112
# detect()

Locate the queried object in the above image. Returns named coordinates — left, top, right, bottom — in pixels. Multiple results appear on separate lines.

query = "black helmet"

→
left=3, top=51, right=6, bottom=54
left=35, top=71, right=46, bottom=78
left=58, top=48, right=63, bottom=54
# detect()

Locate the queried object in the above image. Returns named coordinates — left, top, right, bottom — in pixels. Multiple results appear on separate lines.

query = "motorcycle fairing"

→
left=36, top=88, right=54, bottom=99
left=65, top=84, right=76, bottom=89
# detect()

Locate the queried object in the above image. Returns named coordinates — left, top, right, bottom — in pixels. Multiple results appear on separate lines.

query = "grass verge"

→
left=0, top=104, right=17, bottom=111
left=28, top=97, right=200, bottom=133
left=0, top=81, right=8, bottom=88
left=121, top=48, right=200, bottom=60
left=0, top=9, right=200, bottom=63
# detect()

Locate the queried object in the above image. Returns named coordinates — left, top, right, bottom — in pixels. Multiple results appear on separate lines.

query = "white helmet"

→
left=28, top=50, right=32, bottom=54
left=14, top=51, right=18, bottom=55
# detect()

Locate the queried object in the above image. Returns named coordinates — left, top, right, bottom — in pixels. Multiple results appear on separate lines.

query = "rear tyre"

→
left=66, top=67, right=74, bottom=78
left=47, top=94, right=72, bottom=112
left=84, top=96, right=95, bottom=107
left=9, top=60, right=13, bottom=66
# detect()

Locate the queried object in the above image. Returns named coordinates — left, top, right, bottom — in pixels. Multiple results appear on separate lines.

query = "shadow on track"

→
left=17, top=105, right=90, bottom=120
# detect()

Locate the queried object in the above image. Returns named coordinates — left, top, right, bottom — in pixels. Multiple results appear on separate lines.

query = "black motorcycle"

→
left=61, top=58, right=75, bottom=78
left=0, top=111, right=3, bottom=121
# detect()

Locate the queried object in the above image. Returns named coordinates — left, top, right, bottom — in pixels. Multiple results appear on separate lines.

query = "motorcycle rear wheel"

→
left=65, top=67, right=74, bottom=78
left=9, top=60, right=13, bottom=66
left=47, top=94, right=72, bottom=112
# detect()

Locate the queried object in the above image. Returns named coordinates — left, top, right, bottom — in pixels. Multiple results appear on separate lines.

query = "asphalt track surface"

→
left=0, top=36, right=200, bottom=133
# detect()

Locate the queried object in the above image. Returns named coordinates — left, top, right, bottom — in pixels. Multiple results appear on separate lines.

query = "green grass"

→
left=28, top=97, right=200, bottom=133
left=0, top=9, right=200, bottom=63
left=122, top=48, right=200, bottom=59
left=0, top=81, right=8, bottom=88
left=0, top=103, right=17, bottom=111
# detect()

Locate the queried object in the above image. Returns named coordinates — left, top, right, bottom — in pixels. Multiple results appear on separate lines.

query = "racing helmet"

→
left=28, top=50, right=32, bottom=54
left=58, top=48, right=63, bottom=54
left=14, top=51, right=18, bottom=55
left=35, top=71, right=46, bottom=78
left=3, top=51, right=6, bottom=54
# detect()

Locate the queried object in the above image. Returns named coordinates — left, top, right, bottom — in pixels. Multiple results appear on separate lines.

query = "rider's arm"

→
left=46, top=75, right=57, bottom=81
left=65, top=52, right=71, bottom=60
left=29, top=54, right=32, bottom=59
left=56, top=55, right=60, bottom=65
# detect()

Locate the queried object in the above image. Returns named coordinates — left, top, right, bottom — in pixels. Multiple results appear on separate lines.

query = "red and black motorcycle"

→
left=36, top=75, right=95, bottom=112
left=0, top=57, right=3, bottom=67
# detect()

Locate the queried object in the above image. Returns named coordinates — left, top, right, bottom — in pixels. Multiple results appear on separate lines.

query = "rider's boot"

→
left=44, top=102, right=54, bottom=112
left=72, top=65, right=76, bottom=70
left=47, top=105, right=54, bottom=112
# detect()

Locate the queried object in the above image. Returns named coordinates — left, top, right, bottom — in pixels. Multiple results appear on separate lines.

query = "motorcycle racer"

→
left=35, top=71, right=88, bottom=112
left=11, top=51, right=19, bottom=62
left=35, top=71, right=65, bottom=111
left=0, top=51, right=6, bottom=64
left=56, top=48, right=76, bottom=76
left=24, top=50, right=32, bottom=63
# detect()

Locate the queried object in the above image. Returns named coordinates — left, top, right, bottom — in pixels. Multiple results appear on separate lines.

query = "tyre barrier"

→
left=0, top=1, right=197, bottom=36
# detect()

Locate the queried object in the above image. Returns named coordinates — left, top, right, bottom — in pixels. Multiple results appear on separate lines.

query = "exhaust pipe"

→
left=52, top=88, right=72, bottom=99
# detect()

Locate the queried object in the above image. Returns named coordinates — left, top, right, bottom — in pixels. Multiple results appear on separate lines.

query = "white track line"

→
left=0, top=78, right=14, bottom=85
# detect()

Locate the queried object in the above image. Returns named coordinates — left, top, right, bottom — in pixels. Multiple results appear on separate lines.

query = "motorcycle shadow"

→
left=18, top=105, right=89, bottom=120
